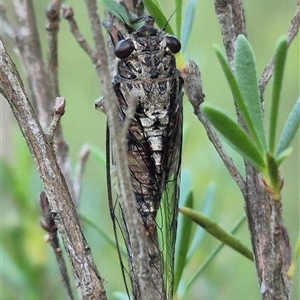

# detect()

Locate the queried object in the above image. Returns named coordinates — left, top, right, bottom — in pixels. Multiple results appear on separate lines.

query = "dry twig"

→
left=0, top=36, right=107, bottom=299
left=39, top=191, right=75, bottom=300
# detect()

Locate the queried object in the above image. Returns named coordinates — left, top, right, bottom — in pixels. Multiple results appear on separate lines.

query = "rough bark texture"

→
left=245, top=167, right=291, bottom=300
left=0, top=38, right=107, bottom=300
left=211, top=1, right=298, bottom=299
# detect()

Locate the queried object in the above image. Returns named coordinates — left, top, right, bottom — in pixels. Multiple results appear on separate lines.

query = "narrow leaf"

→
left=276, top=97, right=300, bottom=158
left=181, top=215, right=248, bottom=297
left=81, top=215, right=127, bottom=257
left=113, top=292, right=130, bottom=300
left=287, top=233, right=300, bottom=279
left=275, top=147, right=293, bottom=166
left=235, top=35, right=266, bottom=151
left=100, top=0, right=140, bottom=30
left=179, top=207, right=253, bottom=261
left=174, top=191, right=194, bottom=293
left=174, top=0, right=183, bottom=39
left=214, top=45, right=263, bottom=152
left=89, top=145, right=106, bottom=167
left=149, top=0, right=161, bottom=7
left=181, top=0, right=196, bottom=53
left=269, top=36, right=288, bottom=154
left=187, top=183, right=216, bottom=259
left=144, top=0, right=174, bottom=34
left=266, top=153, right=280, bottom=200
left=202, top=104, right=266, bottom=171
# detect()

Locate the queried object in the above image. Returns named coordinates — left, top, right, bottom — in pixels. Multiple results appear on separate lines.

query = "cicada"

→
left=105, top=15, right=183, bottom=300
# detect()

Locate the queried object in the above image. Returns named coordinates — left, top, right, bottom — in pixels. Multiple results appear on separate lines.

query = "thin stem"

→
left=182, top=214, right=247, bottom=297
left=46, top=0, right=61, bottom=98
left=74, top=145, right=91, bottom=204
left=181, top=59, right=246, bottom=196
left=12, top=0, right=52, bottom=130
left=47, top=97, right=66, bottom=141
left=39, top=191, right=75, bottom=300
left=0, top=37, right=107, bottom=300
left=259, top=1, right=300, bottom=97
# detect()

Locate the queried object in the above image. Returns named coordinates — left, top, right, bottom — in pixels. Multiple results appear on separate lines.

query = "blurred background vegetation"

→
left=1, top=0, right=299, bottom=299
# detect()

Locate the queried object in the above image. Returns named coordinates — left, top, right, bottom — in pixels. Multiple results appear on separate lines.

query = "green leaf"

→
left=179, top=207, right=253, bottom=261
left=181, top=214, right=248, bottom=297
left=174, top=191, right=194, bottom=293
left=144, top=0, right=174, bottom=34
left=235, top=35, right=266, bottom=151
left=201, top=104, right=266, bottom=171
left=100, top=0, right=140, bottom=30
left=174, top=0, right=183, bottom=38
left=81, top=215, right=127, bottom=257
left=266, top=153, right=280, bottom=200
left=269, top=36, right=288, bottom=154
left=89, top=145, right=106, bottom=167
left=275, top=147, right=293, bottom=166
left=112, top=292, right=130, bottom=300
left=287, top=233, right=300, bottom=279
left=181, top=0, right=196, bottom=53
left=187, top=183, right=215, bottom=259
left=276, top=97, right=300, bottom=158
left=214, top=45, right=263, bottom=152
left=146, top=0, right=161, bottom=8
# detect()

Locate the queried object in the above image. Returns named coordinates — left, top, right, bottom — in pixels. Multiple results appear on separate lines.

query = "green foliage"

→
left=3, top=1, right=299, bottom=300
left=144, top=0, right=174, bottom=34
left=180, top=0, right=196, bottom=53
left=174, top=191, right=194, bottom=292
left=174, top=0, right=183, bottom=38
left=182, top=214, right=248, bottom=297
left=235, top=36, right=266, bottom=151
left=276, top=97, right=300, bottom=159
left=287, top=234, right=300, bottom=279
left=100, top=0, right=141, bottom=30
left=1, top=141, right=57, bottom=299
left=202, top=104, right=266, bottom=171
left=179, top=207, right=253, bottom=261
left=202, top=35, right=300, bottom=200
left=269, top=37, right=288, bottom=154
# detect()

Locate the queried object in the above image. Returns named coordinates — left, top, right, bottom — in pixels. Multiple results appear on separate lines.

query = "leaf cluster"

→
left=202, top=36, right=299, bottom=200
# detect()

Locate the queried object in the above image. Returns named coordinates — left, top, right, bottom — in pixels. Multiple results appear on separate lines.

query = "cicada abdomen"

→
left=107, top=16, right=183, bottom=300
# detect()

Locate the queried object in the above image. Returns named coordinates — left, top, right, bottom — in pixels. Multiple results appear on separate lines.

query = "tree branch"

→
left=258, top=1, right=300, bottom=96
left=211, top=1, right=297, bottom=299
left=11, top=0, right=52, bottom=130
left=0, top=38, right=107, bottom=300
left=39, top=191, right=75, bottom=300
left=181, top=59, right=246, bottom=195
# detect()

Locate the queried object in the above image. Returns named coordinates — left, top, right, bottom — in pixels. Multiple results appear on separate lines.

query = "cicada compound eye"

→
left=166, top=35, right=181, bottom=54
left=115, top=39, right=135, bottom=59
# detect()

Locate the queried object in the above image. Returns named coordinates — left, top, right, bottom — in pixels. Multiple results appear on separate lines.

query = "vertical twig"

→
left=39, top=191, right=75, bottom=300
left=74, top=145, right=90, bottom=203
left=45, top=0, right=76, bottom=202
left=0, top=37, right=107, bottom=300
left=210, top=1, right=297, bottom=299
left=258, top=2, right=300, bottom=96
left=12, top=0, right=52, bottom=130
left=181, top=60, right=246, bottom=194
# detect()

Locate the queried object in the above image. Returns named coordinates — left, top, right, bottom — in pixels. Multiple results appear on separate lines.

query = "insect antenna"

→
left=162, top=6, right=180, bottom=31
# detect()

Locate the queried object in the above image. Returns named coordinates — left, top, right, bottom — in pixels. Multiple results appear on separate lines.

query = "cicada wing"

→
left=160, top=90, right=183, bottom=299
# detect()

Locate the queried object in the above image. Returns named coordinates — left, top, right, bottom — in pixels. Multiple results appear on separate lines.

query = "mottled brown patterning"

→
left=107, top=16, right=183, bottom=300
